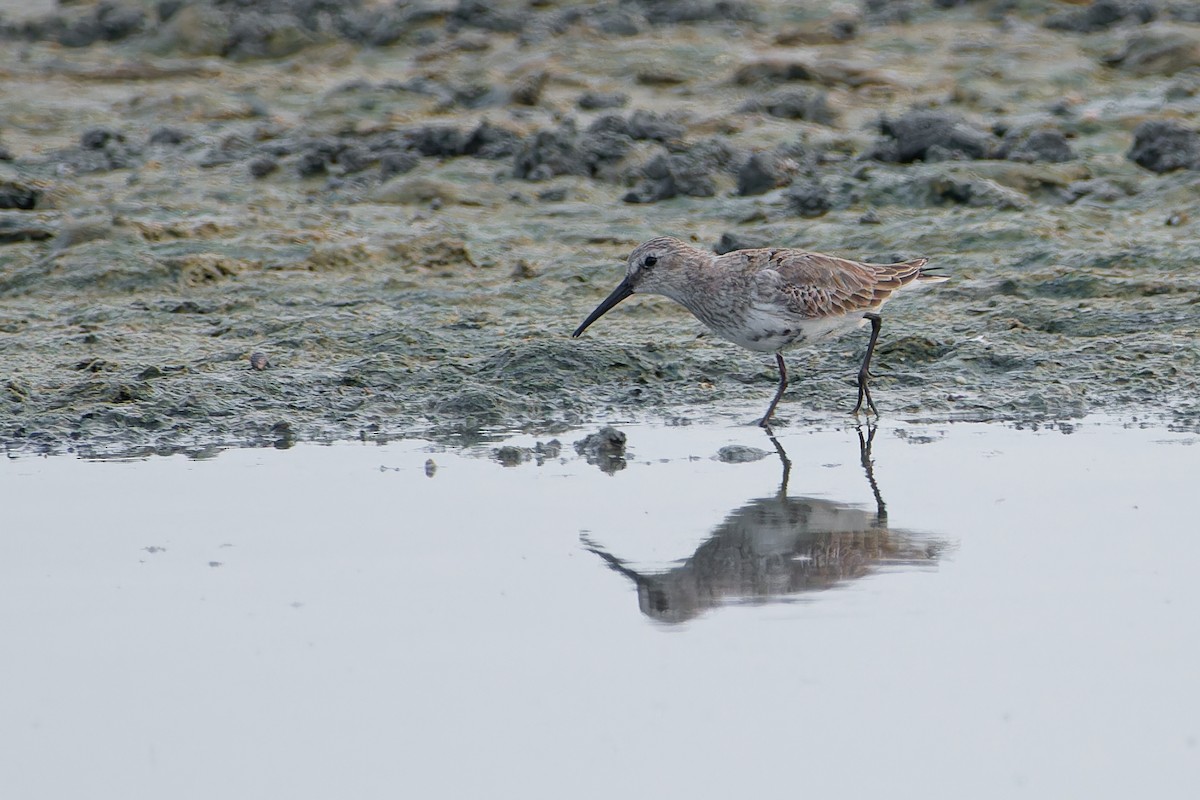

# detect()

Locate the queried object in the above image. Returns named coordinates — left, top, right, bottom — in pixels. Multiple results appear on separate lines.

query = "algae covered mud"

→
left=2, top=0, right=1199, bottom=456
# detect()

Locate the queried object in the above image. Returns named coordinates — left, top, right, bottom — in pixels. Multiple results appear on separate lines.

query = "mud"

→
left=1, top=0, right=1199, bottom=456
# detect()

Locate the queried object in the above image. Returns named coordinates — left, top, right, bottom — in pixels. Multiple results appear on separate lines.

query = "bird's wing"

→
left=748, top=250, right=928, bottom=318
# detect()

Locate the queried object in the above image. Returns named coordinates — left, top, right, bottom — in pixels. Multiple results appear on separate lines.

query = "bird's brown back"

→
left=731, top=248, right=931, bottom=319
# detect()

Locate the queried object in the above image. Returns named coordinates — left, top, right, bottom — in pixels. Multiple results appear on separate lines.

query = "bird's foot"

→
left=852, top=374, right=879, bottom=416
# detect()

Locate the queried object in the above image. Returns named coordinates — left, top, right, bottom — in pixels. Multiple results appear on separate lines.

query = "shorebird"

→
left=572, top=236, right=946, bottom=427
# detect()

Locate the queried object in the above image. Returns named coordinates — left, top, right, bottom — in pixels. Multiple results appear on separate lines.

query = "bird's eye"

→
left=644, top=255, right=658, bottom=267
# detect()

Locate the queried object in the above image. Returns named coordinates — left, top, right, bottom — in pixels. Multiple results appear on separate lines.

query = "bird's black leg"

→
left=759, top=352, right=788, bottom=429
left=853, top=313, right=882, bottom=415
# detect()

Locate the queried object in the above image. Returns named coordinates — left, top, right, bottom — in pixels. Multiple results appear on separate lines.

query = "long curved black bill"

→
left=572, top=276, right=634, bottom=338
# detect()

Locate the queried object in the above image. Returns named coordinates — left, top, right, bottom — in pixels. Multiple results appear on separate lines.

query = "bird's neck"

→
left=660, top=252, right=721, bottom=304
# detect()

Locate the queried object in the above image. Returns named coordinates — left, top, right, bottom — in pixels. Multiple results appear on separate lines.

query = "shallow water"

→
left=3, top=417, right=1198, bottom=797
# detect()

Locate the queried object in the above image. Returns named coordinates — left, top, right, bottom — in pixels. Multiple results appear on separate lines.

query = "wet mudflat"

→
left=3, top=2, right=1200, bottom=454
left=3, top=416, right=1197, bottom=798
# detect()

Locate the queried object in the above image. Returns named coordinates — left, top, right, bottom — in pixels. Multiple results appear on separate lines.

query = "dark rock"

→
left=586, top=114, right=631, bottom=138
left=785, top=181, right=831, bottom=217
left=248, top=157, right=279, bottom=178
left=624, top=141, right=733, bottom=203
left=334, top=145, right=373, bottom=174
left=513, top=125, right=588, bottom=180
left=379, top=150, right=420, bottom=179
left=1103, top=27, right=1200, bottom=76
left=462, top=120, right=522, bottom=160
left=578, top=128, right=634, bottom=178
left=715, top=231, right=770, bottom=254
left=57, top=2, right=146, bottom=47
left=533, top=439, right=562, bottom=462
left=577, top=91, right=630, bottom=110
left=861, top=0, right=917, bottom=22
left=222, top=9, right=321, bottom=61
left=147, top=126, right=188, bottom=146
left=1045, top=0, right=1156, bottom=33
left=742, top=89, right=835, bottom=124
left=640, top=0, right=759, bottom=24
left=198, top=134, right=252, bottom=168
left=732, top=60, right=818, bottom=85
left=588, top=7, right=641, bottom=35
left=56, top=129, right=140, bottom=172
left=81, top=128, right=120, bottom=150
left=0, top=213, right=55, bottom=244
left=157, top=1, right=185, bottom=23
left=452, top=81, right=505, bottom=109
left=511, top=71, right=549, bottom=106
left=451, top=0, right=525, bottom=33
left=627, top=109, right=686, bottom=143
left=338, top=4, right=424, bottom=47
left=296, top=150, right=328, bottom=177
left=997, top=129, right=1076, bottom=163
left=94, top=2, right=146, bottom=40
left=537, top=187, right=568, bottom=202
left=408, top=125, right=466, bottom=158
left=737, top=153, right=784, bottom=196
left=872, top=109, right=997, bottom=163
left=1126, top=119, right=1200, bottom=172
left=494, top=445, right=532, bottom=466
left=574, top=426, right=627, bottom=474
left=829, top=15, right=859, bottom=40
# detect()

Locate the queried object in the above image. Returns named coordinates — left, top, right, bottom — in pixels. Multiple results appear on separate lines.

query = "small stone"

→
left=785, top=181, right=831, bottom=217
left=1127, top=119, right=1200, bottom=172
left=737, top=153, right=783, bottom=196
left=716, top=445, right=770, bottom=463
left=511, top=70, right=548, bottom=106
left=296, top=150, right=328, bottom=177
left=574, top=426, right=627, bottom=474
left=424, top=458, right=437, bottom=477
left=148, top=127, right=187, bottom=146
left=494, top=445, right=532, bottom=466
left=577, top=91, right=629, bottom=110
left=248, top=157, right=278, bottom=178
left=80, top=128, right=120, bottom=150
left=715, top=232, right=770, bottom=255
left=249, top=352, right=270, bottom=370
left=510, top=259, right=538, bottom=279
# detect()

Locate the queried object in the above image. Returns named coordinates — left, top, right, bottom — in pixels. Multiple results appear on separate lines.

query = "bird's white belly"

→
left=713, top=308, right=869, bottom=353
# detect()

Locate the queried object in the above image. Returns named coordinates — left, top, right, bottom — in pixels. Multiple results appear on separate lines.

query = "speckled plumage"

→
left=573, top=236, right=946, bottom=427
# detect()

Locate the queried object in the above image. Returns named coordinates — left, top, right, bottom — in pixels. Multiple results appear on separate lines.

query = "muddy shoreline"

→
left=2, top=1, right=1199, bottom=457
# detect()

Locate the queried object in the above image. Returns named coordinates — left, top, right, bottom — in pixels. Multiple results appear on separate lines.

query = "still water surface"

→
left=2, top=418, right=1198, bottom=798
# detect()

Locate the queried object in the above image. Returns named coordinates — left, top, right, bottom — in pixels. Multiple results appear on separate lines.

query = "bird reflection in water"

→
left=583, top=426, right=946, bottom=624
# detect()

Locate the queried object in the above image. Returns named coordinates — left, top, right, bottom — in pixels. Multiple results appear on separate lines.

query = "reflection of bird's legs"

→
left=857, top=422, right=887, bottom=526
left=763, top=430, right=792, bottom=496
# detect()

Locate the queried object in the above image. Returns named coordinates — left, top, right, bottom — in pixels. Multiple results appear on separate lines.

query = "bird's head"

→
left=572, top=237, right=692, bottom=337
